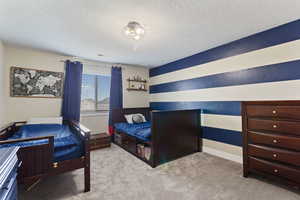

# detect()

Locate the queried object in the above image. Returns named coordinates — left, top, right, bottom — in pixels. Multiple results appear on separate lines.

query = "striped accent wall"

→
left=149, top=19, right=300, bottom=161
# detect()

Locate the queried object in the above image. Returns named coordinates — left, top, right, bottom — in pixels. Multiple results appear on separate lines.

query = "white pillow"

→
left=124, top=114, right=146, bottom=124
left=27, top=117, right=63, bottom=125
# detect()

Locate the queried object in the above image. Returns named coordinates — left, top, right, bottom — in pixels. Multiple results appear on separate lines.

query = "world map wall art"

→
left=10, top=66, right=64, bottom=98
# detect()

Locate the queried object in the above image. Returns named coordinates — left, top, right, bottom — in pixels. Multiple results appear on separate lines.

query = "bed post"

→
left=68, top=120, right=91, bottom=192
left=197, top=110, right=202, bottom=152
left=84, top=131, right=91, bottom=192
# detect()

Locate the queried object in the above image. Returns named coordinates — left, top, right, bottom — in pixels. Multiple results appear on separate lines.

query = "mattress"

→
left=0, top=124, right=83, bottom=162
left=114, top=122, right=151, bottom=141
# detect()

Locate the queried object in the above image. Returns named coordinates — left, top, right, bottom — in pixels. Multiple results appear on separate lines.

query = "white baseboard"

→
left=203, top=146, right=243, bottom=164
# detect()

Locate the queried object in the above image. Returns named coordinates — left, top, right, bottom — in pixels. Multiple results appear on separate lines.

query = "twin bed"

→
left=0, top=120, right=90, bottom=192
left=0, top=107, right=201, bottom=192
left=1, top=123, right=83, bottom=162
left=112, top=107, right=202, bottom=167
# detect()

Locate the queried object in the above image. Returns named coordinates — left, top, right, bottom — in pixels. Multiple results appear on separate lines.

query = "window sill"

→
left=80, top=112, right=109, bottom=117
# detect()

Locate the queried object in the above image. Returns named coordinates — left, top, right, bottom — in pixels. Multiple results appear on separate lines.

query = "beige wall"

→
left=4, top=45, right=66, bottom=123
left=3, top=44, right=150, bottom=133
left=0, top=41, right=5, bottom=127
left=80, top=114, right=109, bottom=134
left=122, top=64, right=149, bottom=108
left=80, top=63, right=150, bottom=134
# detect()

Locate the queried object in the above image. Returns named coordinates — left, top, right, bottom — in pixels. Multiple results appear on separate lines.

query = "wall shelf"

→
left=127, top=77, right=147, bottom=92
left=126, top=78, right=147, bottom=83
left=126, top=88, right=148, bottom=92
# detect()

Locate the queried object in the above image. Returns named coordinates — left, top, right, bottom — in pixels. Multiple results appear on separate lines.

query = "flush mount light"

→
left=124, top=21, right=145, bottom=40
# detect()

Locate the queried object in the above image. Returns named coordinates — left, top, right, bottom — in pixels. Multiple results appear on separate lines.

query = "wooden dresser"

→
left=242, top=101, right=300, bottom=189
left=0, top=147, right=20, bottom=200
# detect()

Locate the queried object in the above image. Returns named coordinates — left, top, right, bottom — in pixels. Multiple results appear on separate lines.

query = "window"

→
left=81, top=74, right=111, bottom=112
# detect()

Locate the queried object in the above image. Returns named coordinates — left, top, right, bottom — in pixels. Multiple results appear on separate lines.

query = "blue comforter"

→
left=0, top=124, right=83, bottom=162
left=114, top=122, right=151, bottom=141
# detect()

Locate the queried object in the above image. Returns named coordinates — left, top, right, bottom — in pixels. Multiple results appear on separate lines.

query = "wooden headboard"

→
left=111, top=107, right=151, bottom=124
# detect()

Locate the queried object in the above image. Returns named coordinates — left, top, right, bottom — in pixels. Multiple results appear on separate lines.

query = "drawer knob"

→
left=273, top=125, right=277, bottom=128
left=274, top=169, right=279, bottom=173
left=273, top=154, right=277, bottom=158
left=273, top=139, right=278, bottom=143
left=272, top=110, right=277, bottom=114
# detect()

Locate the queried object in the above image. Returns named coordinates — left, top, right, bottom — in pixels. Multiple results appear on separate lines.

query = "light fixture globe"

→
left=124, top=21, right=145, bottom=40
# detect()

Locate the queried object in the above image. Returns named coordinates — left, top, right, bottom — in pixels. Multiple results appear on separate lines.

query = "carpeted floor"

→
left=19, top=144, right=300, bottom=200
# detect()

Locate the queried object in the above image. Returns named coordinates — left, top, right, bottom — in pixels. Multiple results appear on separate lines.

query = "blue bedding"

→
left=0, top=124, right=83, bottom=162
left=114, top=122, right=151, bottom=141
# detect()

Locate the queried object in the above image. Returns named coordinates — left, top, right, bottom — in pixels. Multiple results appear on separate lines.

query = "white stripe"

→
left=203, top=147, right=242, bottom=164
left=203, top=139, right=242, bottom=163
left=150, top=80, right=300, bottom=102
left=201, top=114, right=242, bottom=132
left=150, top=39, right=300, bottom=85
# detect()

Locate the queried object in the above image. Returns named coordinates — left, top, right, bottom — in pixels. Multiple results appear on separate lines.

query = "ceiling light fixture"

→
left=124, top=21, right=145, bottom=40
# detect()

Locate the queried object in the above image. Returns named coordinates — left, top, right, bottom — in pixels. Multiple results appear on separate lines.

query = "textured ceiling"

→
left=0, top=0, right=300, bottom=68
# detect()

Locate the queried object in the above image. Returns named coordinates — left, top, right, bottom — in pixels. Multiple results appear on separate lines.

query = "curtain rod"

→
left=59, top=60, right=124, bottom=69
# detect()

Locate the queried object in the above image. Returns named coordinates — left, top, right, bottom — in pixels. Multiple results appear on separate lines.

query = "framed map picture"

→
left=10, top=66, right=64, bottom=98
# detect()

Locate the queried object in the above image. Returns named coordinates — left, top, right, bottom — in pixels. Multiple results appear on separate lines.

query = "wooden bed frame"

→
left=0, top=120, right=91, bottom=192
left=112, top=107, right=202, bottom=167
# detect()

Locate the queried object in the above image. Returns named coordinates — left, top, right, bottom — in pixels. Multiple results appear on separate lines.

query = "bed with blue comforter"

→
left=0, top=124, right=83, bottom=162
left=114, top=122, right=151, bottom=142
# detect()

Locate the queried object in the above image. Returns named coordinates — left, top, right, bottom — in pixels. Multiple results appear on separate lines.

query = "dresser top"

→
left=0, top=147, right=18, bottom=164
left=242, top=100, right=300, bottom=106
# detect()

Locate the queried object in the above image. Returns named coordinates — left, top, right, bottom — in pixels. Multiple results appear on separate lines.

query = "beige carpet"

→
left=19, top=144, right=300, bottom=200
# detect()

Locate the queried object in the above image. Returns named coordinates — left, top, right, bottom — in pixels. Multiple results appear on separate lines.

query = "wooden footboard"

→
left=68, top=120, right=91, bottom=192
left=151, top=109, right=202, bottom=167
left=0, top=120, right=91, bottom=192
left=0, top=135, right=54, bottom=189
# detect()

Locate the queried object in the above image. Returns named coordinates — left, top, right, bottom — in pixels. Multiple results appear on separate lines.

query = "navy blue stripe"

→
left=150, top=60, right=300, bottom=93
left=150, top=101, right=241, bottom=116
left=203, top=127, right=242, bottom=147
left=150, top=19, right=300, bottom=77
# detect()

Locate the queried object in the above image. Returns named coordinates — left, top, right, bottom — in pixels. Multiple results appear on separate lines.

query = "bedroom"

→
left=0, top=0, right=300, bottom=200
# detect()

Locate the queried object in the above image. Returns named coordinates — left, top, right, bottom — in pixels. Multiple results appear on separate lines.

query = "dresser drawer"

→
left=90, top=141, right=99, bottom=146
left=0, top=147, right=19, bottom=200
left=248, top=144, right=300, bottom=166
left=93, top=138, right=110, bottom=144
left=248, top=118, right=300, bottom=136
left=89, top=139, right=111, bottom=151
left=249, top=157, right=300, bottom=183
left=0, top=156, right=18, bottom=189
left=0, top=173, right=17, bottom=200
left=90, top=141, right=110, bottom=147
left=246, top=105, right=300, bottom=119
left=248, top=131, right=300, bottom=151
